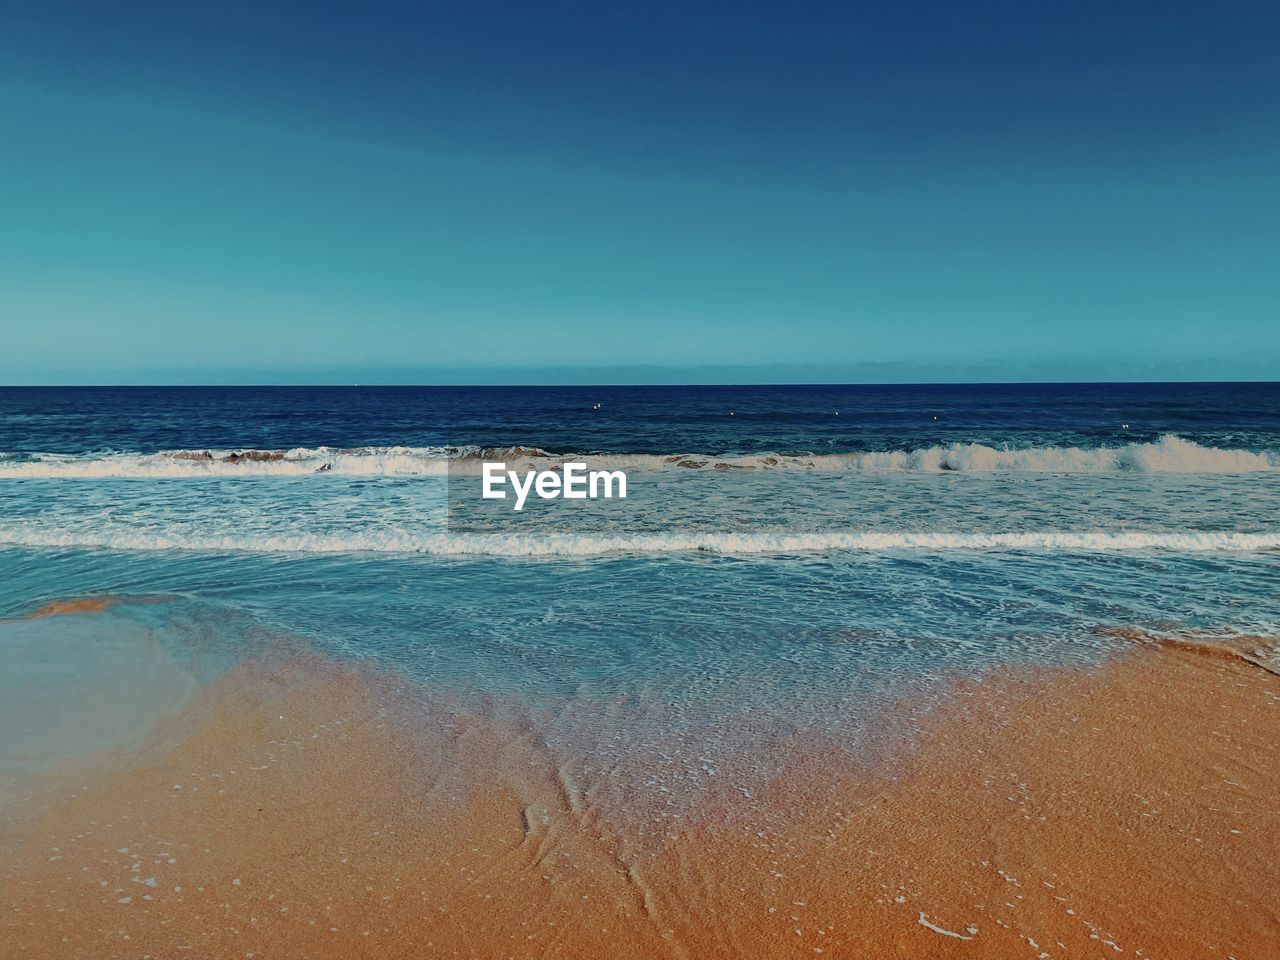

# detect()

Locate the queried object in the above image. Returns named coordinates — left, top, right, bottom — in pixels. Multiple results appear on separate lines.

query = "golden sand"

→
left=2, top=640, right=1277, bottom=959
left=10, top=597, right=121, bottom=621
left=4, top=594, right=180, bottom=623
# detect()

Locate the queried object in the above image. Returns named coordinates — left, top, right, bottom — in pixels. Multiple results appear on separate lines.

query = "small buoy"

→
left=1121, top=423, right=1129, bottom=429
left=835, top=411, right=839, bottom=416
left=932, top=415, right=939, bottom=420
left=730, top=411, right=735, bottom=416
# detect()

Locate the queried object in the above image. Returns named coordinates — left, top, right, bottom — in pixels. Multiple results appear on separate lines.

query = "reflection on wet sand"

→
left=2, top=638, right=1278, bottom=959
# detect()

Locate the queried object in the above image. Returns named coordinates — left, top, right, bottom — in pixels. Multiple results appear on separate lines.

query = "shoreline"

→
left=2, top=626, right=1277, bottom=958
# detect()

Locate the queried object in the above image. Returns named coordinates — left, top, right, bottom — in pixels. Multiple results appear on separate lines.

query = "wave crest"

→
left=0, top=435, right=1275, bottom=478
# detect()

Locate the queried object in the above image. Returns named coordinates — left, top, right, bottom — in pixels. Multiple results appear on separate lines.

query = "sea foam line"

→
left=0, top=435, right=1275, bottom=477
left=1, top=528, right=1277, bottom=557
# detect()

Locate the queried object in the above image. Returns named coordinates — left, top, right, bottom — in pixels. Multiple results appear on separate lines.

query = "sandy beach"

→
left=2, top=609, right=1276, bottom=960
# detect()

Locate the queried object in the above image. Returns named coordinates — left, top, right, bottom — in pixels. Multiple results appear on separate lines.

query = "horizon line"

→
left=3, top=379, right=1278, bottom=389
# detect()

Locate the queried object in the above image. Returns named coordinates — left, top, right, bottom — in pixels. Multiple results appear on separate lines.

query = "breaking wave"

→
left=0, top=435, right=1276, bottom=477
left=1, top=527, right=1277, bottom=556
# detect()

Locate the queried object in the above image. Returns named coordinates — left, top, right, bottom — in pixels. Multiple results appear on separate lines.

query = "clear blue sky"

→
left=2, top=1, right=1277, bottom=383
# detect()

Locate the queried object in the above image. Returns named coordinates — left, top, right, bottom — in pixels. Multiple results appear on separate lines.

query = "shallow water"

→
left=1, top=384, right=1278, bottom=783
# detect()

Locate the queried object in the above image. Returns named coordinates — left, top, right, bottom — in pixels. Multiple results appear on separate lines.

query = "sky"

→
left=1, top=0, right=1277, bottom=384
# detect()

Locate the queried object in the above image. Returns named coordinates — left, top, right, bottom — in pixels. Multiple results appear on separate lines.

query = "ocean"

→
left=2, top=382, right=1279, bottom=777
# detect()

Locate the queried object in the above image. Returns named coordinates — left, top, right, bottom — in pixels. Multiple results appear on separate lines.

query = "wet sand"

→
left=2, top=637, right=1278, bottom=958
left=0, top=597, right=202, bottom=807
left=5, top=597, right=122, bottom=621
left=2, top=594, right=182, bottom=624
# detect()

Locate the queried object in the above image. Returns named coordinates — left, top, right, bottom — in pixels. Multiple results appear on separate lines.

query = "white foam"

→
left=0, top=526, right=1276, bottom=557
left=0, top=435, right=1275, bottom=478
left=917, top=912, right=974, bottom=939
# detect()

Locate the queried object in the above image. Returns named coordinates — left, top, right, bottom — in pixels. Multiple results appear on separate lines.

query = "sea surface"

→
left=2, top=383, right=1279, bottom=786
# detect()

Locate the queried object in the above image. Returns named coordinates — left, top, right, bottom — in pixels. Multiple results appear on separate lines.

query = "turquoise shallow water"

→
left=2, top=384, right=1278, bottom=783
left=1, top=537, right=1275, bottom=787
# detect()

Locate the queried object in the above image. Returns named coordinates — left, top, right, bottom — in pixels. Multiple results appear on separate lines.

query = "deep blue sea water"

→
left=3, top=382, right=1279, bottom=454
left=2, top=383, right=1278, bottom=783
